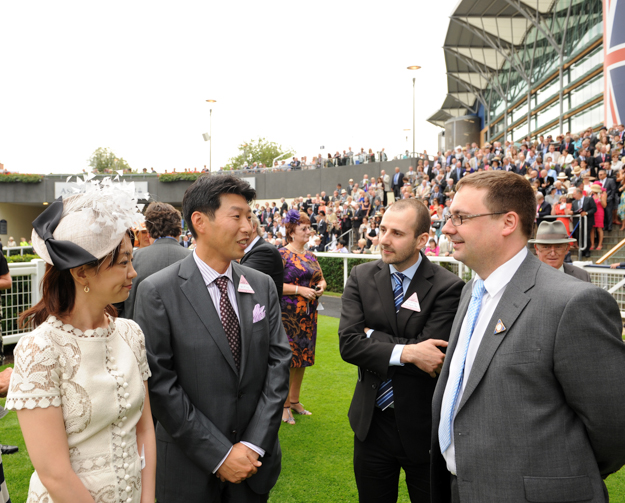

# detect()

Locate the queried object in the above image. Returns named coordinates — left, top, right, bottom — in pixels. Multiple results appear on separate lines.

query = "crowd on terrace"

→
left=177, top=124, right=624, bottom=256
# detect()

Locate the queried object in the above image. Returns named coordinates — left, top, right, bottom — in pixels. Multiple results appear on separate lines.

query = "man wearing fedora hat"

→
left=530, top=221, right=591, bottom=281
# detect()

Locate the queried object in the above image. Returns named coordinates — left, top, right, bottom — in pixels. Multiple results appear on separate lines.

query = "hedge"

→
left=158, top=173, right=205, bottom=183
left=6, top=254, right=40, bottom=263
left=0, top=174, right=43, bottom=183
left=316, top=257, right=371, bottom=294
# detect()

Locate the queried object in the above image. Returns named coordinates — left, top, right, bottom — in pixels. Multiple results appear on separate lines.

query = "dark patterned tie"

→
left=214, top=277, right=241, bottom=371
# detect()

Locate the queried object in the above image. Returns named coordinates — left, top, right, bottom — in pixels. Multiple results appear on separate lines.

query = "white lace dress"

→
left=6, top=316, right=151, bottom=503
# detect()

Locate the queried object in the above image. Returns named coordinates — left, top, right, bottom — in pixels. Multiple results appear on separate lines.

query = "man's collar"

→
left=389, top=253, right=422, bottom=281
left=244, top=235, right=261, bottom=254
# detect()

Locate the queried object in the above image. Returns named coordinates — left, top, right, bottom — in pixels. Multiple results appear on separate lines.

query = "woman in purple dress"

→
left=280, top=210, right=327, bottom=425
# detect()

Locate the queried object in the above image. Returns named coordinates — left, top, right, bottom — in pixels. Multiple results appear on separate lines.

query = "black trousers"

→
left=605, top=201, right=614, bottom=231
left=354, top=408, right=430, bottom=503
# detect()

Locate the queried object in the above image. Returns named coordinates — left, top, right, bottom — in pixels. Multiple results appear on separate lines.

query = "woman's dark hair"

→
left=19, top=231, right=131, bottom=328
left=145, top=202, right=182, bottom=239
left=182, top=175, right=256, bottom=238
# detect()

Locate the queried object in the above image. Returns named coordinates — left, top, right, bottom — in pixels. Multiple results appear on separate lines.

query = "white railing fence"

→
left=2, top=259, right=46, bottom=345
left=2, top=258, right=624, bottom=347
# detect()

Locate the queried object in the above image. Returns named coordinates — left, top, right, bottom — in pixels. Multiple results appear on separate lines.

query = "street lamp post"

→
left=206, top=100, right=216, bottom=171
left=407, top=66, right=421, bottom=164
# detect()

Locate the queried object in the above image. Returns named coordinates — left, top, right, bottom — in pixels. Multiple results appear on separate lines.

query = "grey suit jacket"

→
left=134, top=256, right=291, bottom=501
left=563, top=262, right=592, bottom=282
left=431, top=253, right=625, bottom=503
left=124, top=238, right=191, bottom=320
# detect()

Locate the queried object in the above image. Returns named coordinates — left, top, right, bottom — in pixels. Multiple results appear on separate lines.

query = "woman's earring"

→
left=84, top=285, right=90, bottom=293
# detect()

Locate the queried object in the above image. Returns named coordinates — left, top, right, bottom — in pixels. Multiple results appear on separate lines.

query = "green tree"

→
left=88, top=147, right=133, bottom=174
left=224, top=138, right=294, bottom=170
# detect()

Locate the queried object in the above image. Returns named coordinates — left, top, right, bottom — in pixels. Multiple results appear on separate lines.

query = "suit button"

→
left=238, top=392, right=244, bottom=399
left=232, top=430, right=237, bottom=435
left=371, top=384, right=377, bottom=389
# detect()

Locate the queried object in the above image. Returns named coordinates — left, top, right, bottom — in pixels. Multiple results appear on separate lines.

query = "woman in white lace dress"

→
left=6, top=180, right=156, bottom=503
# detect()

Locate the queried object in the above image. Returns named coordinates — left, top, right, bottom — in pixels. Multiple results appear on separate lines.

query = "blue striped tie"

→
left=375, top=272, right=405, bottom=410
left=438, top=278, right=486, bottom=453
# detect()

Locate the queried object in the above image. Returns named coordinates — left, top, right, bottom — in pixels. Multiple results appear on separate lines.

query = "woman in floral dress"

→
left=279, top=210, right=327, bottom=425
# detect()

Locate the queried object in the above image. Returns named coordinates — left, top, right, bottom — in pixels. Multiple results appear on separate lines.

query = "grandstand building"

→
left=428, top=0, right=609, bottom=149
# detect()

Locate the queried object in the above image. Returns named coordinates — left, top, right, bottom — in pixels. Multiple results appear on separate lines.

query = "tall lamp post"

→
left=407, top=66, right=421, bottom=163
left=206, top=99, right=216, bottom=171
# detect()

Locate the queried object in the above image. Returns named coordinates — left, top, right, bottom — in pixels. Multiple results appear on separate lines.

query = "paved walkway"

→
left=319, top=295, right=342, bottom=319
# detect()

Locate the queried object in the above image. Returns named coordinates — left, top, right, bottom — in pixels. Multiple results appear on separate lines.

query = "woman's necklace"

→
left=288, top=243, right=305, bottom=254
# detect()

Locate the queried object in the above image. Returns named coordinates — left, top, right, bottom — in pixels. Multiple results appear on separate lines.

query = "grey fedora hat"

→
left=528, top=220, right=576, bottom=244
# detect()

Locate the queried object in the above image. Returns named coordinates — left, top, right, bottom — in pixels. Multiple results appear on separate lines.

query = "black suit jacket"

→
left=602, top=177, right=618, bottom=205
left=391, top=172, right=405, bottom=190
left=339, top=255, right=464, bottom=463
left=573, top=196, right=597, bottom=227
left=537, top=201, right=552, bottom=225
left=240, top=237, right=285, bottom=298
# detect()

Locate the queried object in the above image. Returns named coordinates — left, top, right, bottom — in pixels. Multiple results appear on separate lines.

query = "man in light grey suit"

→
left=124, top=201, right=191, bottom=320
left=431, top=171, right=625, bottom=502
left=135, top=176, right=291, bottom=503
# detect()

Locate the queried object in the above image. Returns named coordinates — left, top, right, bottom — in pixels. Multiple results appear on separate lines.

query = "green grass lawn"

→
left=0, top=316, right=623, bottom=502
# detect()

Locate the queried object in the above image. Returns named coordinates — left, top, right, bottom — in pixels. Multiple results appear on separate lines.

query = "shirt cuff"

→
left=366, top=329, right=374, bottom=338
left=390, top=345, right=405, bottom=366
left=213, top=447, right=233, bottom=474
left=241, top=442, right=265, bottom=458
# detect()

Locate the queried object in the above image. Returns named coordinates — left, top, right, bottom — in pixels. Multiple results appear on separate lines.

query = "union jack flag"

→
left=605, top=0, right=625, bottom=125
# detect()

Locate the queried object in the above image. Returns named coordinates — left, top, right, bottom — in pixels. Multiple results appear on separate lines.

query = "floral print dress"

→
left=279, top=248, right=323, bottom=368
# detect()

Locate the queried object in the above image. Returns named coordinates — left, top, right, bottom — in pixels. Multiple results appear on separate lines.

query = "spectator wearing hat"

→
left=530, top=221, right=590, bottom=281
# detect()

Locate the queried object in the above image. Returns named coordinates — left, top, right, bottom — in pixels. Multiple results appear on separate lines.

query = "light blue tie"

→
left=438, top=278, right=486, bottom=453
left=375, top=272, right=405, bottom=410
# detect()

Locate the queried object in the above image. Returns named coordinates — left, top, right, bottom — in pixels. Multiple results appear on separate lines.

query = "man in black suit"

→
left=449, top=162, right=464, bottom=185
left=391, top=167, right=405, bottom=199
left=241, top=213, right=285, bottom=297
left=598, top=168, right=618, bottom=232
left=572, top=187, right=597, bottom=257
left=339, top=199, right=464, bottom=503
left=535, top=192, right=552, bottom=228
left=316, top=210, right=328, bottom=250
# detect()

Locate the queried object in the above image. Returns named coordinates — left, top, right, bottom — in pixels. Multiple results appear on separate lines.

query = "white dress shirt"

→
left=244, top=235, right=261, bottom=254
left=192, top=252, right=265, bottom=471
left=442, top=247, right=527, bottom=475
left=366, top=254, right=423, bottom=366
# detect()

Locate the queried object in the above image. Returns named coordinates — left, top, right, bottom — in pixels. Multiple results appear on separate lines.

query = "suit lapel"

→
left=396, top=254, right=433, bottom=333
left=456, top=255, right=537, bottom=413
left=374, top=263, right=399, bottom=336
left=232, top=263, right=254, bottom=383
left=179, top=257, right=238, bottom=375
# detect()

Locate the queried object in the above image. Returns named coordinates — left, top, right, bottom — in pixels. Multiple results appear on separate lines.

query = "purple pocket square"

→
left=253, top=304, right=266, bottom=323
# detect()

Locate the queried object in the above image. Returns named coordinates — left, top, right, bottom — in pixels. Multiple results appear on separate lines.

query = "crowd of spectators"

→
left=208, top=124, right=625, bottom=257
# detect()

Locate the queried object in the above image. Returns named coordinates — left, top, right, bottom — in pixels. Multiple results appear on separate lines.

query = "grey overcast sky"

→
left=0, top=0, right=458, bottom=174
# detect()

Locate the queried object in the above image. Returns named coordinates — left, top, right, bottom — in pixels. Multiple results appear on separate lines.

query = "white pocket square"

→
left=252, top=304, right=266, bottom=323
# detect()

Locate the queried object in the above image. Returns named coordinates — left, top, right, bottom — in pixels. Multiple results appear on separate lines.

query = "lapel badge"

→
left=494, top=319, right=506, bottom=335
left=237, top=275, right=255, bottom=294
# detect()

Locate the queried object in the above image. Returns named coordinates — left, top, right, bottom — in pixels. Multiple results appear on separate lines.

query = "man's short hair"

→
left=182, top=175, right=255, bottom=238
left=456, top=171, right=535, bottom=238
left=386, top=199, right=431, bottom=237
left=144, top=202, right=183, bottom=239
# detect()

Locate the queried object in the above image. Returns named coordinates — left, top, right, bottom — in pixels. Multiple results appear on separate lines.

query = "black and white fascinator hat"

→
left=31, top=175, right=146, bottom=271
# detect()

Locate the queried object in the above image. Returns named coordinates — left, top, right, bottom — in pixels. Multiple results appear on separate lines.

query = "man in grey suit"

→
left=530, top=220, right=591, bottom=282
left=135, top=176, right=291, bottom=503
left=124, top=201, right=191, bottom=320
left=431, top=171, right=625, bottom=502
